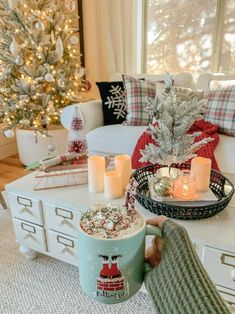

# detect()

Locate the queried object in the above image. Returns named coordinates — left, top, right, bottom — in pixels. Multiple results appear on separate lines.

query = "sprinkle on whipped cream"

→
left=80, top=204, right=141, bottom=239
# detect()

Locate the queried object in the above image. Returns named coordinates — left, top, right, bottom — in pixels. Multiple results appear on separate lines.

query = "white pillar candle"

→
left=114, top=154, right=132, bottom=190
left=104, top=170, right=123, bottom=199
left=191, top=157, right=212, bottom=192
left=88, top=156, right=105, bottom=193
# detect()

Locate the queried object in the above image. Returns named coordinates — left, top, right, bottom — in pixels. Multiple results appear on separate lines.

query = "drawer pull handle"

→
left=24, top=232, right=35, bottom=240
left=59, top=246, right=74, bottom=256
left=60, top=246, right=69, bottom=254
left=221, top=253, right=235, bottom=267
left=19, top=207, right=29, bottom=214
left=60, top=218, right=68, bottom=226
left=55, top=208, right=73, bottom=220
left=59, top=218, right=73, bottom=228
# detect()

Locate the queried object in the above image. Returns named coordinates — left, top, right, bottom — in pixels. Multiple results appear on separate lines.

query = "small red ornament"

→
left=84, top=80, right=91, bottom=92
left=68, top=140, right=87, bottom=154
left=71, top=117, right=84, bottom=131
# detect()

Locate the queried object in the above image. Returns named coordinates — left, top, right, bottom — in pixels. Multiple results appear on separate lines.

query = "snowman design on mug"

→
left=96, top=255, right=129, bottom=300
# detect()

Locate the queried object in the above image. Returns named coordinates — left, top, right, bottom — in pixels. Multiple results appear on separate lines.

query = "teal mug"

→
left=78, top=211, right=162, bottom=304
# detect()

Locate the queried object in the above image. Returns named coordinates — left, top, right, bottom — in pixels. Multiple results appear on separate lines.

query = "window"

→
left=144, top=0, right=235, bottom=75
left=219, top=0, right=235, bottom=73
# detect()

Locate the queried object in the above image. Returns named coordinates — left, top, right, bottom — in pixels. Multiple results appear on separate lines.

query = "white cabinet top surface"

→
left=6, top=171, right=235, bottom=253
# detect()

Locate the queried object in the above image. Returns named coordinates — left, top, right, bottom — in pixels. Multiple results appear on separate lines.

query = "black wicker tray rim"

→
left=132, top=163, right=235, bottom=220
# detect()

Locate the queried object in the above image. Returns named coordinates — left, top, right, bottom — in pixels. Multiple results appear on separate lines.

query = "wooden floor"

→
left=0, top=155, right=27, bottom=191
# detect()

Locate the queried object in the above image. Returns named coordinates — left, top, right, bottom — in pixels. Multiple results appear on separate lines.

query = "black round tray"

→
left=132, top=164, right=235, bottom=220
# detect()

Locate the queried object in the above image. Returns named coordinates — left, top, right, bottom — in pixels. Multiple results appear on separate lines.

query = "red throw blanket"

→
left=132, top=119, right=220, bottom=171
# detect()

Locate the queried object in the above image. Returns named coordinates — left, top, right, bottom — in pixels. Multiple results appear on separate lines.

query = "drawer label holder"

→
left=21, top=223, right=36, bottom=234
left=221, top=253, right=235, bottom=268
left=55, top=207, right=73, bottom=220
left=17, top=196, right=32, bottom=207
left=56, top=235, right=74, bottom=248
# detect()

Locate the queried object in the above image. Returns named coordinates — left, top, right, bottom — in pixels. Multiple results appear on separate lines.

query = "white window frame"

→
left=137, top=0, right=229, bottom=74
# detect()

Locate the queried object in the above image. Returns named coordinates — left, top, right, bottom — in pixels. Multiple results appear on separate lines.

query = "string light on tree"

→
left=0, top=0, right=87, bottom=137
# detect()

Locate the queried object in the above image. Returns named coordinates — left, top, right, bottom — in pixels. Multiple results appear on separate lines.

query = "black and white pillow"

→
left=96, top=81, right=127, bottom=125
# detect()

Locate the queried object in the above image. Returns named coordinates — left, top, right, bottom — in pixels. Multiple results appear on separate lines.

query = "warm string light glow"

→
left=0, top=0, right=86, bottom=133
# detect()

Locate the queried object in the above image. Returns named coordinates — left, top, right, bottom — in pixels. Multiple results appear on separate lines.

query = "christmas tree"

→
left=140, top=75, right=213, bottom=167
left=0, top=0, right=85, bottom=138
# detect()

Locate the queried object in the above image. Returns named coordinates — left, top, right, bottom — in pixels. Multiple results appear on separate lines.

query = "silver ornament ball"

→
left=153, top=176, right=171, bottom=196
left=48, top=143, right=56, bottom=152
left=70, top=35, right=79, bottom=45
left=15, top=55, right=24, bottom=65
left=4, top=129, right=15, bottom=139
left=45, top=73, right=54, bottom=82
left=35, top=21, right=45, bottom=31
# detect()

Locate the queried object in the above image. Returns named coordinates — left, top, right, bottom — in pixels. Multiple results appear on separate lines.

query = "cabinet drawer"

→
left=202, top=246, right=235, bottom=291
left=43, top=203, right=80, bottom=237
left=217, top=286, right=235, bottom=312
left=46, top=230, right=78, bottom=265
left=13, top=218, right=47, bottom=252
left=8, top=193, right=43, bottom=225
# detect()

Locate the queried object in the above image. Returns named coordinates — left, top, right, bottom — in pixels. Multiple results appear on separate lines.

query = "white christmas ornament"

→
left=45, top=73, right=54, bottom=82
left=35, top=21, right=45, bottom=31
left=46, top=101, right=55, bottom=114
left=50, top=31, right=55, bottom=44
left=19, top=119, right=30, bottom=126
left=58, top=79, right=65, bottom=88
left=75, top=67, right=85, bottom=78
left=48, top=143, right=56, bottom=152
left=56, top=36, right=64, bottom=59
left=70, top=35, right=79, bottom=45
left=10, top=38, right=21, bottom=57
left=4, top=129, right=15, bottom=138
left=164, top=74, right=173, bottom=89
left=15, top=55, right=24, bottom=65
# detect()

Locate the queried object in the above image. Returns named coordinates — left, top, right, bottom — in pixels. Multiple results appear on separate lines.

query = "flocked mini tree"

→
left=140, top=75, right=213, bottom=169
left=0, top=0, right=85, bottom=138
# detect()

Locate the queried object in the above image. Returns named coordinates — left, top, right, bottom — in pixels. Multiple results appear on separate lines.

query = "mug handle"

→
left=144, top=224, right=162, bottom=274
left=146, top=224, right=162, bottom=238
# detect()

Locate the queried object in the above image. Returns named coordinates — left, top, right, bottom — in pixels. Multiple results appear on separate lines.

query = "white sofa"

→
left=61, top=72, right=235, bottom=184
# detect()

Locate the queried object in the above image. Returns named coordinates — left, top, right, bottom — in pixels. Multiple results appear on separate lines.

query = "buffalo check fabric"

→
left=205, top=80, right=235, bottom=136
left=123, top=75, right=156, bottom=126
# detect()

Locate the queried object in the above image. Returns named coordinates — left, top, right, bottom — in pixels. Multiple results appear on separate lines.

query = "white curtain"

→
left=82, top=0, right=137, bottom=98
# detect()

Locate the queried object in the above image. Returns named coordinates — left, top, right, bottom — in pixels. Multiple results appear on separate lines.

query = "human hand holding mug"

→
left=78, top=204, right=162, bottom=304
left=145, top=216, right=168, bottom=268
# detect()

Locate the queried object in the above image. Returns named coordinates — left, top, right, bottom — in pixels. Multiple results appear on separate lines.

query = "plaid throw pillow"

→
left=205, top=80, right=235, bottom=136
left=123, top=75, right=156, bottom=126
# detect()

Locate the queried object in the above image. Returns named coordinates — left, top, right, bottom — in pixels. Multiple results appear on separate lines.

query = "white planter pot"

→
left=16, top=128, right=68, bottom=165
